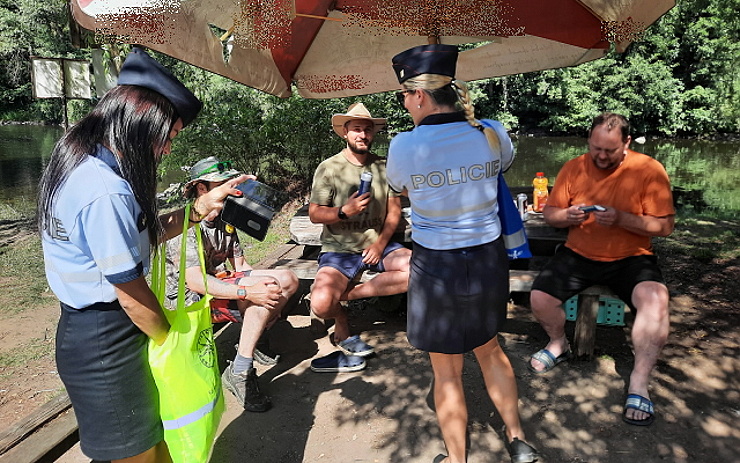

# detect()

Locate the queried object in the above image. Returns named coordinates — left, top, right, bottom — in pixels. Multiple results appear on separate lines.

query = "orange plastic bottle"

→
left=533, top=172, right=549, bottom=212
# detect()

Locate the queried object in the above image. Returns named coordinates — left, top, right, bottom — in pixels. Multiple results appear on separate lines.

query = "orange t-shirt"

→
left=548, top=150, right=675, bottom=261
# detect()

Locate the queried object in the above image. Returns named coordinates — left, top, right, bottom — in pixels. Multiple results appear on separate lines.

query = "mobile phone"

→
left=579, top=205, right=606, bottom=213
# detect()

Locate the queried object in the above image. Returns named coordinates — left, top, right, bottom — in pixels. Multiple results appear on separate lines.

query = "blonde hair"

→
left=404, top=74, right=500, bottom=152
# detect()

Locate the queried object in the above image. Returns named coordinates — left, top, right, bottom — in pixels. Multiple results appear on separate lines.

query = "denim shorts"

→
left=317, top=241, right=406, bottom=280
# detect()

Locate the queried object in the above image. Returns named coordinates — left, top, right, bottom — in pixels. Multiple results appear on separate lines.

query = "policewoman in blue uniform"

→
left=37, top=48, right=246, bottom=463
left=386, top=45, right=538, bottom=463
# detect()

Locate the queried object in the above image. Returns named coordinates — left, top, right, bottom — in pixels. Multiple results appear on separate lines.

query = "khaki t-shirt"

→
left=309, top=152, right=398, bottom=253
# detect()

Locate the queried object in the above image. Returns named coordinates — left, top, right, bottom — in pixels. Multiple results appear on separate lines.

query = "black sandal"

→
left=507, top=437, right=539, bottom=463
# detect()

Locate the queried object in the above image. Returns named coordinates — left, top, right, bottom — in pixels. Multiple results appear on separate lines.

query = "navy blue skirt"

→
left=56, top=301, right=162, bottom=460
left=407, top=238, right=509, bottom=354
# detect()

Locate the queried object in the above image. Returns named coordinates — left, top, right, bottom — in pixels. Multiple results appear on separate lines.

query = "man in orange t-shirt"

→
left=529, top=112, right=675, bottom=427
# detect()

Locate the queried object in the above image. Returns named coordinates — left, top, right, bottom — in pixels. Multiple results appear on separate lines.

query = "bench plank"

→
left=0, top=393, right=72, bottom=455
left=272, top=257, right=623, bottom=359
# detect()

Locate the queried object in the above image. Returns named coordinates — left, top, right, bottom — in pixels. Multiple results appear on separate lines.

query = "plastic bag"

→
left=149, top=203, right=224, bottom=463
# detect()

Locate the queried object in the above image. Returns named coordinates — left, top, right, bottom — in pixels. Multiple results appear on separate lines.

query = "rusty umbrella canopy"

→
left=71, top=0, right=675, bottom=99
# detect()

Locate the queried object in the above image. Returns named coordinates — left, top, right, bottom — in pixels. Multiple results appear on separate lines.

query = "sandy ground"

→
left=2, top=217, right=739, bottom=463
left=52, top=288, right=739, bottom=463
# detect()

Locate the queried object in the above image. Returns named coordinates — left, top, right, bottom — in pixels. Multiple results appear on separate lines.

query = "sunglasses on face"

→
left=197, top=161, right=232, bottom=176
left=395, top=89, right=415, bottom=108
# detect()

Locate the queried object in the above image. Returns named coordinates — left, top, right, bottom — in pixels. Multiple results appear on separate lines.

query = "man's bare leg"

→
left=625, top=281, right=669, bottom=422
left=310, top=267, right=353, bottom=341
left=529, top=289, right=570, bottom=372
left=342, top=248, right=411, bottom=301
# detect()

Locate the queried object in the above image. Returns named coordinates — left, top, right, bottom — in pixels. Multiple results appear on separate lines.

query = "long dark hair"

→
left=37, top=85, right=176, bottom=248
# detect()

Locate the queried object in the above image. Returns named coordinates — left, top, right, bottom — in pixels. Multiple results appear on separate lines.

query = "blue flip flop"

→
left=310, top=351, right=366, bottom=373
left=623, top=394, right=655, bottom=426
left=337, top=335, right=375, bottom=357
left=528, top=348, right=571, bottom=374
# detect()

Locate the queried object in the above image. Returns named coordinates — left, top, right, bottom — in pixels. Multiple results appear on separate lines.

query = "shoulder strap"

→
left=176, top=203, right=209, bottom=310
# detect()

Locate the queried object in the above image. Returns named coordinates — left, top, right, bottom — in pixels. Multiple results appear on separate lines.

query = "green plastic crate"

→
left=564, top=295, right=625, bottom=326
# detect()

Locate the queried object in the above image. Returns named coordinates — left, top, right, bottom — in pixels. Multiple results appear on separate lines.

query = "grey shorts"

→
left=532, top=246, right=666, bottom=309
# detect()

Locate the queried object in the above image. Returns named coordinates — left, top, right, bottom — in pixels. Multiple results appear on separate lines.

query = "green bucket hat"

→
left=183, top=156, right=241, bottom=197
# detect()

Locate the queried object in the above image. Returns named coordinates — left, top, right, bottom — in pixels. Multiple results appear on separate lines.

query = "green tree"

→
left=0, top=0, right=91, bottom=121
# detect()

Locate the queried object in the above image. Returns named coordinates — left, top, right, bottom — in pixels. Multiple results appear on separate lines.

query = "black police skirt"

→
left=407, top=238, right=509, bottom=354
left=56, top=300, right=162, bottom=460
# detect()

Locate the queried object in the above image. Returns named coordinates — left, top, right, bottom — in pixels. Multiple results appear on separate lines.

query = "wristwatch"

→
left=236, top=286, right=248, bottom=300
left=337, top=206, right=349, bottom=220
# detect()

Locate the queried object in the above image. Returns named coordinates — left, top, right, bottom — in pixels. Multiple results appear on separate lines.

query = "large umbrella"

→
left=71, top=0, right=675, bottom=98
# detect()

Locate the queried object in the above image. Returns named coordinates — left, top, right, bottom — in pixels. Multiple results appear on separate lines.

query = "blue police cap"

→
left=392, top=44, right=459, bottom=84
left=117, top=47, right=202, bottom=127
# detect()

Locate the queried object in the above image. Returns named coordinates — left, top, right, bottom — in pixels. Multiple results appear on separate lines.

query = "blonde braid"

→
left=452, top=79, right=500, bottom=152
left=404, top=74, right=452, bottom=92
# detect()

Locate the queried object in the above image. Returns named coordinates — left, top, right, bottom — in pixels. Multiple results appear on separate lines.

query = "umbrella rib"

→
left=295, top=13, right=343, bottom=22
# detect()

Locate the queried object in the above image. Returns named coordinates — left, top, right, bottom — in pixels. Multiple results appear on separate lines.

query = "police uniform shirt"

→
left=42, top=145, right=150, bottom=308
left=387, top=114, right=514, bottom=250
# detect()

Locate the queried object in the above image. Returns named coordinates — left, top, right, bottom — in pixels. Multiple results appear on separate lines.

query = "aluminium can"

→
left=358, top=171, right=373, bottom=196
left=516, top=193, right=528, bottom=219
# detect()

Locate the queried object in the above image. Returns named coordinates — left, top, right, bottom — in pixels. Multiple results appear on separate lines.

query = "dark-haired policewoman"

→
left=37, top=48, right=245, bottom=463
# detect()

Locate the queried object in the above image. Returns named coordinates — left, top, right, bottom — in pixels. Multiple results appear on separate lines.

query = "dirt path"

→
left=2, top=218, right=739, bottom=462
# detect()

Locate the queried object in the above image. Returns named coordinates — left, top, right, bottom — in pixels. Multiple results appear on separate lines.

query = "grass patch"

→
left=0, top=236, right=57, bottom=315
left=657, top=211, right=740, bottom=262
left=0, top=197, right=37, bottom=221
left=0, top=337, right=54, bottom=369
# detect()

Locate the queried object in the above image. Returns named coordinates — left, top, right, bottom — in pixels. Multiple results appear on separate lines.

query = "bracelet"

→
left=187, top=210, right=201, bottom=224
left=188, top=202, right=205, bottom=223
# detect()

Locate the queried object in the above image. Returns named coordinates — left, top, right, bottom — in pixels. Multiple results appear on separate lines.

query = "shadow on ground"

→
left=209, top=284, right=739, bottom=463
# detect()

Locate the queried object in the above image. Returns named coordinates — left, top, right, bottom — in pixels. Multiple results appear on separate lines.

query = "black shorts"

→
left=532, top=246, right=666, bottom=309
left=56, top=301, right=162, bottom=461
left=407, top=238, right=509, bottom=354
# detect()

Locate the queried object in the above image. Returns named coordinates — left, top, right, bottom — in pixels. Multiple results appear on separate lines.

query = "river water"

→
left=2, top=125, right=738, bottom=211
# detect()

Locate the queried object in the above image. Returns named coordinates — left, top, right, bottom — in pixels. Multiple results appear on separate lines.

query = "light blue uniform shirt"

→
left=387, top=114, right=514, bottom=250
left=42, top=145, right=150, bottom=308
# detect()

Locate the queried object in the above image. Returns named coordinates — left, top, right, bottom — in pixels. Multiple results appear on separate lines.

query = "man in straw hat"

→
left=166, top=156, right=299, bottom=412
left=307, top=102, right=411, bottom=373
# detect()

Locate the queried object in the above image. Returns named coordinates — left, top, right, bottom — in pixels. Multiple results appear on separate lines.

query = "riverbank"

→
left=0, top=208, right=738, bottom=461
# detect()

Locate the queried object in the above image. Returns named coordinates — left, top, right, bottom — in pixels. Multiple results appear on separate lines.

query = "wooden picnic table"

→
left=288, top=202, right=567, bottom=251
left=284, top=198, right=621, bottom=359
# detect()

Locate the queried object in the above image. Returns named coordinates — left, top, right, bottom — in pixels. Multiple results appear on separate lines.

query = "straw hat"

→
left=331, top=102, right=387, bottom=137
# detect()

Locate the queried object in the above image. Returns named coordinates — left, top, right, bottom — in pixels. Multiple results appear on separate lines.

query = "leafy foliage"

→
left=1, top=0, right=738, bottom=140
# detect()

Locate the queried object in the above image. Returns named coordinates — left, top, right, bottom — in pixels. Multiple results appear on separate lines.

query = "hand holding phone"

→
left=579, top=205, right=606, bottom=213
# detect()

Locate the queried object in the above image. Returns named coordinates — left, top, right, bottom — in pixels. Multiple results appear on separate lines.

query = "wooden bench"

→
left=509, top=270, right=624, bottom=358
left=270, top=258, right=622, bottom=359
